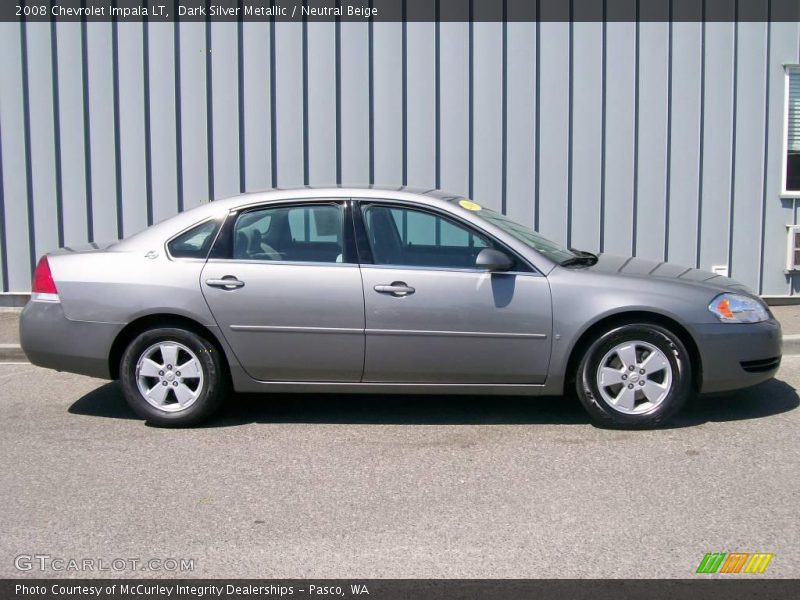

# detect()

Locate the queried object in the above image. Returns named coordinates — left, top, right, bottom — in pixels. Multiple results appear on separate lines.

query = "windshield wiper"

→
left=561, top=248, right=599, bottom=267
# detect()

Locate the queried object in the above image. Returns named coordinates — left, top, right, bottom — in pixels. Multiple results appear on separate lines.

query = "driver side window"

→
left=362, top=204, right=491, bottom=270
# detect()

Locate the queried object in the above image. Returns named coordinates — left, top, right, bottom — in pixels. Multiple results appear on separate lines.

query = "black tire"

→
left=119, top=327, right=227, bottom=427
left=574, top=323, right=692, bottom=429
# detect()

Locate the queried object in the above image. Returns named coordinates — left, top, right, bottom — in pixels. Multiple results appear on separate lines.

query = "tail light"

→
left=31, top=256, right=59, bottom=299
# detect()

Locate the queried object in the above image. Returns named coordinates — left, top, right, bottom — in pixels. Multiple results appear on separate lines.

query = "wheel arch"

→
left=108, top=313, right=230, bottom=381
left=564, top=311, right=703, bottom=393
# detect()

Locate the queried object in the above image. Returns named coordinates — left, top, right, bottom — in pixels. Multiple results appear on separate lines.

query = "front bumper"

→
left=20, top=300, right=122, bottom=379
left=693, top=318, right=782, bottom=394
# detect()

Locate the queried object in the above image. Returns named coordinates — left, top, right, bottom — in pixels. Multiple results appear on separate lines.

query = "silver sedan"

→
left=20, top=187, right=782, bottom=428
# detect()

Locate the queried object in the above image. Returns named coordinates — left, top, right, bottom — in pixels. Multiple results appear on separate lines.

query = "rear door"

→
left=357, top=202, right=552, bottom=384
left=201, top=201, right=365, bottom=382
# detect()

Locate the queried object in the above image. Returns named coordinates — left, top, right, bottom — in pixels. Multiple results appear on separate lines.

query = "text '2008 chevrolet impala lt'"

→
left=20, top=187, right=782, bottom=428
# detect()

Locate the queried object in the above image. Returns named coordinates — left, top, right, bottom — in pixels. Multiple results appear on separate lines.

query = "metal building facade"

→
left=0, top=18, right=798, bottom=295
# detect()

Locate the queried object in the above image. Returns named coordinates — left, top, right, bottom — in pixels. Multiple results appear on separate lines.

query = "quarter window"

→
left=232, top=204, right=344, bottom=263
left=362, top=204, right=494, bottom=270
left=167, top=219, right=220, bottom=259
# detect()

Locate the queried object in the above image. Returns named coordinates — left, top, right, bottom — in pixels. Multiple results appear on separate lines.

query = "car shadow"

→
left=68, top=377, right=799, bottom=429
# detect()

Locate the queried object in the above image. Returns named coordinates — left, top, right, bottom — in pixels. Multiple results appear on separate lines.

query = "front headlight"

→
left=708, top=293, right=769, bottom=323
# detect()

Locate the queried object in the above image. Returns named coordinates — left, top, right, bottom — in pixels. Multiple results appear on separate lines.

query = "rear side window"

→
left=167, top=220, right=220, bottom=259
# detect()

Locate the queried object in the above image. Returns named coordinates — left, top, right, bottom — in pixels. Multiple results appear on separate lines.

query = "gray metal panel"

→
left=210, top=22, right=240, bottom=199
left=537, top=21, right=570, bottom=246
left=472, top=21, right=503, bottom=212
left=698, top=21, right=735, bottom=273
left=635, top=21, right=669, bottom=261
left=730, top=22, right=768, bottom=289
left=603, top=21, right=636, bottom=256
left=406, top=21, right=436, bottom=190
left=306, top=21, right=336, bottom=185
left=0, top=23, right=32, bottom=291
left=274, top=22, right=304, bottom=187
left=177, top=22, right=209, bottom=210
left=242, top=21, right=272, bottom=192
left=116, top=23, right=148, bottom=236
left=438, top=21, right=469, bottom=196
left=666, top=21, right=702, bottom=268
left=371, top=22, right=403, bottom=186
left=339, top=22, right=370, bottom=184
left=54, top=21, right=89, bottom=247
left=85, top=23, right=119, bottom=242
left=570, top=21, right=602, bottom=252
left=25, top=24, right=60, bottom=262
left=147, top=22, right=179, bottom=224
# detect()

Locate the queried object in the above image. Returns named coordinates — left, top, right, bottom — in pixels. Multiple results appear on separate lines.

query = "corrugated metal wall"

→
left=1, top=18, right=799, bottom=294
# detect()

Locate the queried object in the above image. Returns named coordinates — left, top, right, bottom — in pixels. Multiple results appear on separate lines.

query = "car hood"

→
left=577, top=254, right=752, bottom=294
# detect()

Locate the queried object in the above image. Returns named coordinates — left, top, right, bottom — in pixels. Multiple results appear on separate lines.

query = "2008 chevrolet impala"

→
left=20, top=187, right=782, bottom=428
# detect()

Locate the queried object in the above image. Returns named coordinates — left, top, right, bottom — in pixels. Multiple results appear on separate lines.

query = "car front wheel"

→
left=575, top=323, right=692, bottom=428
left=119, top=327, right=227, bottom=427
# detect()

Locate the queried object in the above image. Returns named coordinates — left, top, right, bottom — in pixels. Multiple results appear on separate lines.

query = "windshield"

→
left=459, top=202, right=579, bottom=264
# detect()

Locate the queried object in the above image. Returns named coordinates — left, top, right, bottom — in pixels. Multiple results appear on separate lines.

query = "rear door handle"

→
left=374, top=282, right=415, bottom=297
left=205, top=277, right=245, bottom=290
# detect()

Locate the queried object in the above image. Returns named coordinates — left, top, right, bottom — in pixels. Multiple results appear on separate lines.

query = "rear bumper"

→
left=20, top=300, right=121, bottom=379
left=693, top=319, right=782, bottom=394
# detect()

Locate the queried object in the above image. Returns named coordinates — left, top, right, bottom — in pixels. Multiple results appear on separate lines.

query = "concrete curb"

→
left=0, top=344, right=27, bottom=362
left=3, top=337, right=800, bottom=365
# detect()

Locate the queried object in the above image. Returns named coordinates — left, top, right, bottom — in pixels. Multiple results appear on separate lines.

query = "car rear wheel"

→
left=575, top=323, right=692, bottom=428
left=119, top=327, right=227, bottom=427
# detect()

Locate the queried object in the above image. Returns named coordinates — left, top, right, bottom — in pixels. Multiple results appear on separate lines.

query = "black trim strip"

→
left=111, top=1, right=123, bottom=237
left=758, top=3, right=771, bottom=294
left=269, top=15, right=277, bottom=188
left=204, top=2, right=214, bottom=200
left=664, top=2, right=673, bottom=261
left=237, top=3, right=245, bottom=193
left=143, top=17, right=154, bottom=226
left=695, top=0, right=706, bottom=269
left=302, top=1, right=309, bottom=185
left=174, top=15, right=184, bottom=213
left=50, top=2, right=65, bottom=248
left=80, top=3, right=94, bottom=242
left=727, top=1, right=739, bottom=277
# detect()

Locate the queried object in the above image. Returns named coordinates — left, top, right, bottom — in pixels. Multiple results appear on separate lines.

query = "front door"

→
left=201, top=201, right=365, bottom=382
left=358, top=202, right=552, bottom=384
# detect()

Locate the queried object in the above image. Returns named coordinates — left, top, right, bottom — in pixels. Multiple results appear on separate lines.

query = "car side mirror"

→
left=475, top=248, right=514, bottom=272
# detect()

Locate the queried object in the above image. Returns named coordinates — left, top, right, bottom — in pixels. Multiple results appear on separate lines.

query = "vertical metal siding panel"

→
left=570, top=21, right=602, bottom=252
left=274, top=23, right=304, bottom=187
left=339, top=22, right=370, bottom=184
left=667, top=21, right=701, bottom=268
left=372, top=22, right=403, bottom=186
left=147, top=22, right=179, bottom=224
left=54, top=22, right=88, bottom=246
left=85, top=24, right=119, bottom=241
left=439, top=21, right=469, bottom=196
left=25, top=24, right=60, bottom=257
left=116, top=23, right=148, bottom=236
left=505, top=21, right=536, bottom=226
left=635, top=21, right=669, bottom=261
left=306, top=22, right=337, bottom=185
left=730, top=22, right=767, bottom=288
left=471, top=21, right=503, bottom=212
left=177, top=23, right=209, bottom=209
left=406, top=22, right=436, bottom=190
left=698, top=22, right=734, bottom=271
left=537, top=22, right=570, bottom=245
left=242, top=21, right=272, bottom=192
left=603, top=22, right=636, bottom=256
left=210, top=22, right=240, bottom=199
left=761, top=23, right=798, bottom=295
left=0, top=23, right=32, bottom=290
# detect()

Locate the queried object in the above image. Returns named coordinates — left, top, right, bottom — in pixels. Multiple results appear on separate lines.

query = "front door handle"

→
left=374, top=282, right=415, bottom=297
left=205, top=276, right=245, bottom=290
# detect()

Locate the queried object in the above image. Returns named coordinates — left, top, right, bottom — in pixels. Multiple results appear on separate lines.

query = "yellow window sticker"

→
left=459, top=199, right=482, bottom=211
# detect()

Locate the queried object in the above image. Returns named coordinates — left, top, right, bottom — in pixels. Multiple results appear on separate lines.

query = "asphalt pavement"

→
left=0, top=358, right=798, bottom=578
